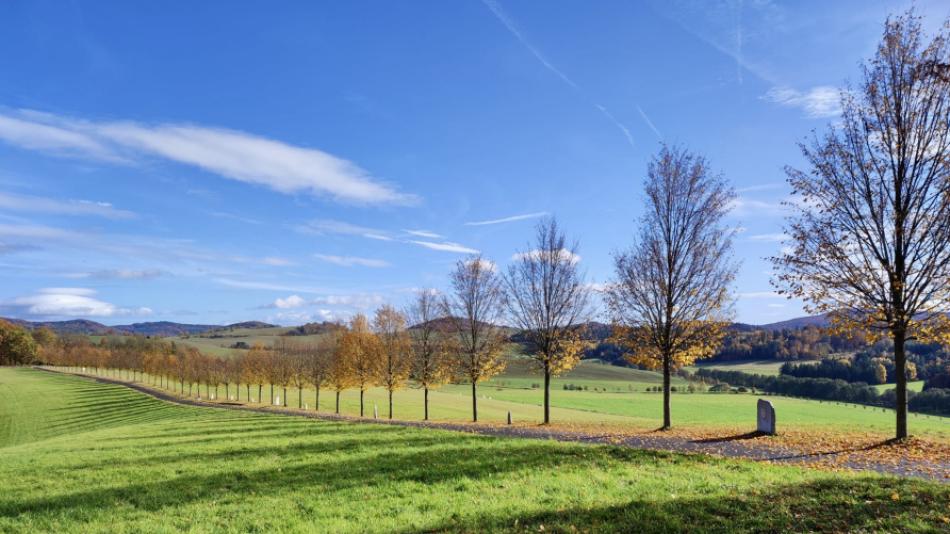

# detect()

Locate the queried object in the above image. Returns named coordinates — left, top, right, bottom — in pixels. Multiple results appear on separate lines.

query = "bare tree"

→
left=443, top=255, right=508, bottom=422
left=772, top=12, right=950, bottom=440
left=504, top=217, right=591, bottom=424
left=606, top=145, right=737, bottom=430
left=406, top=289, right=453, bottom=421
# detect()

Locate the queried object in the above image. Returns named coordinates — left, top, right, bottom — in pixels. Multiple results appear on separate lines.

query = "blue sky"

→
left=0, top=0, right=947, bottom=326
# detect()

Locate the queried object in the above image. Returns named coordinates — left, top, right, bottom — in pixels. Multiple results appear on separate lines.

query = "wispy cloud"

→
left=314, top=254, right=390, bottom=268
left=762, top=86, right=841, bottom=118
left=748, top=233, right=788, bottom=242
left=480, top=0, right=640, bottom=148
left=728, top=198, right=789, bottom=217
left=0, top=109, right=417, bottom=205
left=4, top=287, right=151, bottom=318
left=410, top=240, right=480, bottom=254
left=636, top=106, right=663, bottom=140
left=405, top=229, right=442, bottom=239
left=0, top=192, right=136, bottom=219
left=260, top=257, right=295, bottom=267
left=213, top=277, right=327, bottom=294
left=465, top=211, right=548, bottom=226
left=739, top=291, right=782, bottom=299
left=65, top=269, right=165, bottom=280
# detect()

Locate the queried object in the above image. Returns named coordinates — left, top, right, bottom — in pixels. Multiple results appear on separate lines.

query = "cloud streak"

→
left=5, top=287, right=151, bottom=318
left=314, top=254, right=390, bottom=268
left=0, top=192, right=136, bottom=219
left=762, top=86, right=841, bottom=118
left=0, top=110, right=417, bottom=205
left=465, top=211, right=548, bottom=226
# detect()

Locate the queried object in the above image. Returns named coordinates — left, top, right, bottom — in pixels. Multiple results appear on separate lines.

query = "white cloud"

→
left=748, top=233, right=788, bottom=242
left=7, top=287, right=151, bottom=317
left=0, top=110, right=417, bottom=205
left=464, top=257, right=498, bottom=272
left=512, top=248, right=580, bottom=264
left=465, top=211, right=548, bottom=226
left=405, top=229, right=442, bottom=239
left=739, top=291, right=782, bottom=299
left=261, top=257, right=295, bottom=267
left=297, top=219, right=393, bottom=240
left=763, top=86, right=841, bottom=118
left=0, top=192, right=136, bottom=219
left=273, top=295, right=306, bottom=309
left=313, top=294, right=385, bottom=309
left=314, top=254, right=390, bottom=268
left=410, top=240, right=479, bottom=254
left=728, top=198, right=790, bottom=217
left=66, top=269, right=165, bottom=280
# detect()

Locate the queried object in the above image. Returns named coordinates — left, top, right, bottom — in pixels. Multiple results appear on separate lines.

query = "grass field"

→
left=80, top=359, right=950, bottom=440
left=2, top=367, right=948, bottom=533
left=874, top=381, right=926, bottom=393
left=688, top=359, right=805, bottom=376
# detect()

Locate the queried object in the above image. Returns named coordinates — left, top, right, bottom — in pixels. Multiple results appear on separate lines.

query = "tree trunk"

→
left=258, top=384, right=262, bottom=403
left=424, top=387, right=429, bottom=421
left=543, top=363, right=551, bottom=425
left=360, top=389, right=365, bottom=417
left=270, top=384, right=274, bottom=405
left=335, top=390, right=340, bottom=414
left=315, top=386, right=320, bottom=411
left=894, top=328, right=909, bottom=439
left=246, top=384, right=250, bottom=402
left=388, top=390, right=393, bottom=419
left=283, top=386, right=287, bottom=407
left=662, top=352, right=672, bottom=430
left=298, top=387, right=302, bottom=409
left=471, top=381, right=478, bottom=422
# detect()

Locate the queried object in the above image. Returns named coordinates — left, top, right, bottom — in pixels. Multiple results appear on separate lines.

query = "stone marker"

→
left=507, top=411, right=512, bottom=425
left=757, top=399, right=776, bottom=435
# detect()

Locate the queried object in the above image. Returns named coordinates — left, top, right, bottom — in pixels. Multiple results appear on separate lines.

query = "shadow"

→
left=404, top=476, right=946, bottom=533
left=692, top=431, right=768, bottom=444
left=768, top=438, right=904, bottom=462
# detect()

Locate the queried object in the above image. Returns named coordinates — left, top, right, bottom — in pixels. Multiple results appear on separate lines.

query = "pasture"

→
left=1, top=367, right=948, bottom=533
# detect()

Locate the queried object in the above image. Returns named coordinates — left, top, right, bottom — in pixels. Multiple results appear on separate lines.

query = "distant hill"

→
left=755, top=314, right=830, bottom=331
left=225, top=321, right=277, bottom=330
left=282, top=321, right=344, bottom=336
left=1, top=318, right=271, bottom=337
left=113, top=321, right=221, bottom=337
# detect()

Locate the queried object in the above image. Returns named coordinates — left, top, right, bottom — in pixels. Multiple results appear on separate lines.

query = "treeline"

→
left=781, top=346, right=950, bottom=388
left=695, top=368, right=950, bottom=416
left=37, top=306, right=461, bottom=420
left=713, top=327, right=867, bottom=362
left=0, top=320, right=55, bottom=365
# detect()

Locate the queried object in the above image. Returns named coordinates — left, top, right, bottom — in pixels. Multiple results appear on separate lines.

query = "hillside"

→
left=2, top=318, right=275, bottom=337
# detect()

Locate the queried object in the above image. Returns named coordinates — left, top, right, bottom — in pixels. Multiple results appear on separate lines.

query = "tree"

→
left=304, top=334, right=337, bottom=411
left=328, top=335, right=354, bottom=414
left=406, top=289, right=453, bottom=421
left=443, top=256, right=508, bottom=422
left=339, top=314, right=382, bottom=417
left=0, top=320, right=37, bottom=366
left=373, top=305, right=412, bottom=419
left=772, top=12, right=950, bottom=439
left=504, top=218, right=591, bottom=424
left=606, top=145, right=737, bottom=430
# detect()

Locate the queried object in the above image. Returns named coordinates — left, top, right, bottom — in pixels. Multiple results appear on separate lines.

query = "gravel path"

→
left=45, top=369, right=950, bottom=483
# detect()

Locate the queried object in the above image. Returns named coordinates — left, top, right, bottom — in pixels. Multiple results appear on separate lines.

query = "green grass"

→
left=2, top=367, right=948, bottom=533
left=873, top=381, right=926, bottom=393
left=487, top=358, right=688, bottom=392
left=688, top=359, right=808, bottom=376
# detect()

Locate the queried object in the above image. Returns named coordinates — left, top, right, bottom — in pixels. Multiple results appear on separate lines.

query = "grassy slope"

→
left=1, top=367, right=948, bottom=533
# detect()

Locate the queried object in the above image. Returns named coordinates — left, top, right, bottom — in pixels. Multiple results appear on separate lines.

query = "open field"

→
left=65, top=361, right=950, bottom=440
left=2, top=367, right=949, bottom=533
left=874, top=381, right=926, bottom=393
left=688, top=359, right=803, bottom=376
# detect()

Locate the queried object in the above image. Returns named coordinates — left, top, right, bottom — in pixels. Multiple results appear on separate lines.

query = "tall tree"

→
left=339, top=314, right=382, bottom=417
left=304, top=333, right=337, bottom=411
left=606, top=145, right=737, bottom=430
left=772, top=12, right=950, bottom=440
left=504, top=218, right=591, bottom=424
left=406, top=289, right=453, bottom=421
left=443, top=256, right=508, bottom=422
left=373, top=305, right=412, bottom=419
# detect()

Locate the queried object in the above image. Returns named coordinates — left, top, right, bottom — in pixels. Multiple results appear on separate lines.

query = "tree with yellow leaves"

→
left=606, top=145, right=737, bottom=430
left=406, top=289, right=454, bottom=421
left=773, top=12, right=950, bottom=439
left=443, top=255, right=508, bottom=422
left=339, top=313, right=382, bottom=417
left=504, top=217, right=591, bottom=424
left=373, top=305, right=412, bottom=419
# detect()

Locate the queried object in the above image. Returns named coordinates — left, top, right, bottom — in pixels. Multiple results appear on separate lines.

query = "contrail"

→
left=481, top=0, right=645, bottom=150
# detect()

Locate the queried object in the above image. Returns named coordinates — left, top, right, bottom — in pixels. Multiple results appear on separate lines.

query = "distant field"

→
left=873, top=381, right=926, bottom=393
left=488, top=359, right=688, bottom=392
left=2, top=368, right=947, bottom=532
left=689, top=359, right=814, bottom=376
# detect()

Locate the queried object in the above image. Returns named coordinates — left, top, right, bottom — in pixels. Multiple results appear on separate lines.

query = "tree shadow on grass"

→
left=0, top=435, right=594, bottom=519
left=691, top=431, right=768, bottom=443
left=407, top=476, right=948, bottom=533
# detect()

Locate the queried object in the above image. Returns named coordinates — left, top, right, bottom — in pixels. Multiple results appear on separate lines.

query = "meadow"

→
left=2, top=367, right=948, bottom=533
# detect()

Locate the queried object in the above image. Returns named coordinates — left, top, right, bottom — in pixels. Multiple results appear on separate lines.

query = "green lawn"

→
left=688, top=359, right=803, bottom=376
left=873, top=381, right=926, bottom=393
left=2, top=367, right=948, bottom=533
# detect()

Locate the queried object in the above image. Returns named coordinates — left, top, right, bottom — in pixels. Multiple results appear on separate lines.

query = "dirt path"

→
left=42, top=368, right=950, bottom=483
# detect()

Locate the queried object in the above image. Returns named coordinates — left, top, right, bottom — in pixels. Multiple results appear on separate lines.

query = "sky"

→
left=1, top=0, right=948, bottom=326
